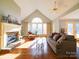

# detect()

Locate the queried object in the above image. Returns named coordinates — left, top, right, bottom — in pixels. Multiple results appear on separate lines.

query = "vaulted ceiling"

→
left=14, top=0, right=79, bottom=20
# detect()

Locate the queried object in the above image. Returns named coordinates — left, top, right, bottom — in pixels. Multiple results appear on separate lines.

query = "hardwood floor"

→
left=0, top=37, right=78, bottom=59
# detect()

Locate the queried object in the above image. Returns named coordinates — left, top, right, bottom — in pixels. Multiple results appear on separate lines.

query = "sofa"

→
left=47, top=33, right=76, bottom=56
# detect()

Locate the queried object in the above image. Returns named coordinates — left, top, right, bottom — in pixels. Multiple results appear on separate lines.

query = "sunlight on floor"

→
left=0, top=53, right=20, bottom=59
left=16, top=37, right=46, bottom=48
left=16, top=37, right=39, bottom=48
left=16, top=41, right=33, bottom=48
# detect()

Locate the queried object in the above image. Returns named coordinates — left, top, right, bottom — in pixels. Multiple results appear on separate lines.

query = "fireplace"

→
left=6, top=32, right=19, bottom=47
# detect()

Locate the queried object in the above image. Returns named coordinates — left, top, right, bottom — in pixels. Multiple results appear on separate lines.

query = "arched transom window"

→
left=32, top=17, right=42, bottom=23
left=28, top=17, right=47, bottom=35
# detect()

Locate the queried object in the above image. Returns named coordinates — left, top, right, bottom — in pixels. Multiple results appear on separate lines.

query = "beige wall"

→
left=52, top=19, right=78, bottom=33
left=21, top=22, right=28, bottom=36
left=0, top=0, right=20, bottom=17
left=22, top=10, right=52, bottom=35
left=23, top=10, right=51, bottom=23
left=47, top=22, right=52, bottom=34
left=60, top=19, right=79, bottom=32
left=0, top=23, right=4, bottom=48
left=0, top=22, right=2, bottom=48
left=60, top=19, right=79, bottom=27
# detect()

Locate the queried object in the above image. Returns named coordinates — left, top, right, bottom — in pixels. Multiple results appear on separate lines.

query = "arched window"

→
left=28, top=17, right=47, bottom=35
left=32, top=17, right=42, bottom=23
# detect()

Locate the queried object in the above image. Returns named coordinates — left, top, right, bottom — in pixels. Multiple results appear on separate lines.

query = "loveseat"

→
left=47, top=33, right=76, bottom=56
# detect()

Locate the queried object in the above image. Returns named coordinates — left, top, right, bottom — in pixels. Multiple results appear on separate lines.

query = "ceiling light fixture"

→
left=53, top=1, right=58, bottom=11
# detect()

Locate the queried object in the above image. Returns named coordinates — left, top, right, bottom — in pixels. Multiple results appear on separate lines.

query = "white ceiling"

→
left=14, top=0, right=79, bottom=20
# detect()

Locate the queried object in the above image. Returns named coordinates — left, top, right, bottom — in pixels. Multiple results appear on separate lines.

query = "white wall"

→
left=0, top=0, right=20, bottom=17
left=53, top=18, right=60, bottom=33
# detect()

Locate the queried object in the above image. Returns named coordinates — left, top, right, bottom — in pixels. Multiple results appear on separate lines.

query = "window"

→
left=67, top=23, right=73, bottom=35
left=32, top=17, right=42, bottom=23
left=37, top=24, right=42, bottom=34
left=76, top=24, right=79, bottom=38
left=31, top=23, right=37, bottom=34
left=28, top=17, right=47, bottom=35
left=67, top=22, right=79, bottom=38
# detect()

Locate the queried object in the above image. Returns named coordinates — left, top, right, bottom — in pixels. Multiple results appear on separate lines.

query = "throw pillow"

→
left=50, top=33, right=57, bottom=38
left=53, top=33, right=61, bottom=41
left=55, top=33, right=61, bottom=41
left=53, top=34, right=58, bottom=41
left=57, top=35, right=65, bottom=44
